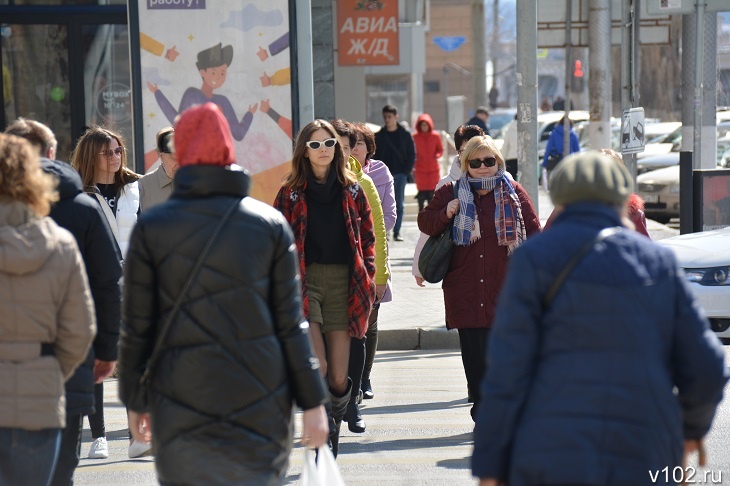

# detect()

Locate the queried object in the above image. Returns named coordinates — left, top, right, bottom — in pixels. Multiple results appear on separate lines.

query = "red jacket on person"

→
left=418, top=181, right=541, bottom=329
left=274, top=182, right=377, bottom=339
left=413, top=114, right=444, bottom=191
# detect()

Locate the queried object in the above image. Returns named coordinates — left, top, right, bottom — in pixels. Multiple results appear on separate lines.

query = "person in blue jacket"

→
left=473, top=151, right=727, bottom=486
left=542, top=116, right=580, bottom=189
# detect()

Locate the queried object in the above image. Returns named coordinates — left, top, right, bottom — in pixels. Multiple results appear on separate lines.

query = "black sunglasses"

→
left=305, top=138, right=338, bottom=150
left=468, top=157, right=497, bottom=169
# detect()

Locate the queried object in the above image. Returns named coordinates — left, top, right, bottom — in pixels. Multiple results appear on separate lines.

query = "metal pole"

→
left=589, top=0, right=612, bottom=151
left=295, top=0, right=314, bottom=128
left=472, top=0, right=487, bottom=107
left=621, top=0, right=636, bottom=179
left=693, top=0, right=705, bottom=169
left=491, top=0, right=500, bottom=104
left=563, top=0, right=572, bottom=158
left=444, top=66, right=450, bottom=133
left=516, top=0, right=538, bottom=207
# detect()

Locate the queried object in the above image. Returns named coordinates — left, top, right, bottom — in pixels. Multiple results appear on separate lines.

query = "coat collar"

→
left=155, top=165, right=174, bottom=189
left=172, top=164, right=250, bottom=199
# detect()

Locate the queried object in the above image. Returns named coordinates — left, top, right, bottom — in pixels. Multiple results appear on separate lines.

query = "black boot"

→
left=344, top=399, right=366, bottom=433
left=328, top=378, right=352, bottom=458
left=362, top=319, right=378, bottom=400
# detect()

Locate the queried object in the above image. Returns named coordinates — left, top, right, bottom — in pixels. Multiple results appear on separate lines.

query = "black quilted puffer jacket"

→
left=118, top=164, right=327, bottom=486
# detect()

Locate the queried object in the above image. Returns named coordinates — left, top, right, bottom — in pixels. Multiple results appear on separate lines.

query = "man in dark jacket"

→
left=473, top=151, right=727, bottom=486
left=119, top=103, right=328, bottom=485
left=5, top=119, right=122, bottom=485
left=466, top=106, right=490, bottom=135
left=374, top=104, right=415, bottom=241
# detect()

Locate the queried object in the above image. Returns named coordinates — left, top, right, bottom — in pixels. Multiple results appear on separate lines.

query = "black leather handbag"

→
left=418, top=183, right=459, bottom=284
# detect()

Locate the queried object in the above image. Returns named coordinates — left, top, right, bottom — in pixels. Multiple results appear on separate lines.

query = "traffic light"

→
left=572, top=59, right=585, bottom=92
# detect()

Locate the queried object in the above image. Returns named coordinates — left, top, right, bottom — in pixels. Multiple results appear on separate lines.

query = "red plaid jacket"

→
left=274, top=181, right=376, bottom=338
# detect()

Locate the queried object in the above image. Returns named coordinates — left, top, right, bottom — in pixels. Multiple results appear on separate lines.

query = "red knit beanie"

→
left=174, top=102, right=235, bottom=167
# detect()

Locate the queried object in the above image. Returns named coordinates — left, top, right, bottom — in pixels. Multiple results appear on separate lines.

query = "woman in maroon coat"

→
left=417, top=135, right=541, bottom=420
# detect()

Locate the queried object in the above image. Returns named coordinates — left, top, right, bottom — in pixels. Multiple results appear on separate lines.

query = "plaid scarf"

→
left=452, top=167, right=526, bottom=254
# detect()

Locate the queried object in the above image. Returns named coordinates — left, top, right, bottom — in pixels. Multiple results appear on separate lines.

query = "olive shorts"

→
left=306, top=263, right=349, bottom=333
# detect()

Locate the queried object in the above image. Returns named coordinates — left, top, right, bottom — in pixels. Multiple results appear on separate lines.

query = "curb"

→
left=378, top=327, right=460, bottom=351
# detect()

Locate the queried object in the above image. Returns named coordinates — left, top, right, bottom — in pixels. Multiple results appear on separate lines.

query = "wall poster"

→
left=130, top=0, right=296, bottom=203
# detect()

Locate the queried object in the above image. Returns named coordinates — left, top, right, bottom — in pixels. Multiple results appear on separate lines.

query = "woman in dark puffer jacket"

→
left=118, top=103, right=328, bottom=486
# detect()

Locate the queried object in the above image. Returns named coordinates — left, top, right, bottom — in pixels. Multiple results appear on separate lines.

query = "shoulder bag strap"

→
left=140, top=197, right=241, bottom=386
left=542, top=226, right=622, bottom=308
left=92, top=193, right=121, bottom=245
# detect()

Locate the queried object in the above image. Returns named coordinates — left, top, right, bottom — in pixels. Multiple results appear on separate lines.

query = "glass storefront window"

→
left=82, top=24, right=133, bottom=157
left=1, top=23, right=73, bottom=158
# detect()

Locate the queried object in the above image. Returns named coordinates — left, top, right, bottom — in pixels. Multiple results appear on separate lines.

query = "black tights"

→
left=88, top=382, right=105, bottom=439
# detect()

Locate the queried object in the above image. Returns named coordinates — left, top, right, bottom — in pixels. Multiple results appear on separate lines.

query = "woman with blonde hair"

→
left=274, top=119, right=376, bottom=457
left=418, top=135, right=541, bottom=420
left=71, top=127, right=146, bottom=459
left=0, top=134, right=95, bottom=485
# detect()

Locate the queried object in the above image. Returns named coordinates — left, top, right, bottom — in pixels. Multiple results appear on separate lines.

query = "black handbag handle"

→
left=542, top=226, right=622, bottom=308
left=139, top=197, right=241, bottom=386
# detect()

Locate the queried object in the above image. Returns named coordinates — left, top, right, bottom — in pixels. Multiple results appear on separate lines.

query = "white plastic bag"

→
left=300, top=447, right=345, bottom=486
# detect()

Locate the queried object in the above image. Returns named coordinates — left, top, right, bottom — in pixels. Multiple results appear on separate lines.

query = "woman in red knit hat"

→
left=274, top=119, right=377, bottom=458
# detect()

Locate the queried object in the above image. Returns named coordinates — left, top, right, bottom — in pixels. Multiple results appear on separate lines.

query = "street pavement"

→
left=75, top=351, right=477, bottom=485
left=74, top=347, right=730, bottom=485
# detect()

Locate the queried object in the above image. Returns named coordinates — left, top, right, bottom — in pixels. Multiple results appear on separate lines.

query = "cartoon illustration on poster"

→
left=138, top=0, right=293, bottom=203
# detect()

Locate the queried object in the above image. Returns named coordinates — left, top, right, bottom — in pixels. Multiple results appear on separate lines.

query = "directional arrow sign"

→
left=621, top=107, right=646, bottom=154
left=433, top=36, right=466, bottom=52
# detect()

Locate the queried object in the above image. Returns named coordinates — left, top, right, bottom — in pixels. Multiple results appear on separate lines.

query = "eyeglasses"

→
left=100, top=147, right=124, bottom=158
left=305, top=138, right=337, bottom=150
left=468, top=157, right=497, bottom=169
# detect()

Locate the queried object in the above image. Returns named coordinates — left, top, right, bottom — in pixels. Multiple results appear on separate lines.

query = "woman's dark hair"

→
left=283, top=119, right=356, bottom=190
left=330, top=119, right=357, bottom=149
left=352, top=122, right=376, bottom=161
left=454, top=125, right=485, bottom=151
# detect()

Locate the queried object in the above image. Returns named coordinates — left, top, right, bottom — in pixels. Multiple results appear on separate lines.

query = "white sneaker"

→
left=128, top=439, right=153, bottom=459
left=88, top=437, right=109, bottom=459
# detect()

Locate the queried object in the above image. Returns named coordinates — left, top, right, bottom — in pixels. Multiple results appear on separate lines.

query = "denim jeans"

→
left=50, top=414, right=83, bottom=486
left=0, top=427, right=61, bottom=486
left=392, top=173, right=408, bottom=236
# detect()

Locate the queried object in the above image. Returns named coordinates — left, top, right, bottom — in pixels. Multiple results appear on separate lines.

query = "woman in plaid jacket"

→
left=274, top=119, right=376, bottom=457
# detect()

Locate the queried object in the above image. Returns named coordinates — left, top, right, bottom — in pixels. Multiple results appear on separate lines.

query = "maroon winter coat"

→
left=413, top=114, right=443, bottom=191
left=417, top=181, right=541, bottom=329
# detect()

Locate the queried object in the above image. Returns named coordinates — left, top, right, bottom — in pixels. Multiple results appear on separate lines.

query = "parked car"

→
left=487, top=108, right=517, bottom=138
left=637, top=152, right=680, bottom=175
left=637, top=165, right=680, bottom=224
left=658, top=226, right=730, bottom=342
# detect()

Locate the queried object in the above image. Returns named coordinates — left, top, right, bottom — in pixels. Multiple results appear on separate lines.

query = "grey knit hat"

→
left=550, top=151, right=632, bottom=207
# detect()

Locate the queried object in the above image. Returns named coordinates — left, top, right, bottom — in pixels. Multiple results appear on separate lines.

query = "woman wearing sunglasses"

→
left=71, top=127, right=141, bottom=259
left=274, top=119, right=376, bottom=458
left=417, top=135, right=541, bottom=420
left=71, top=127, right=148, bottom=460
